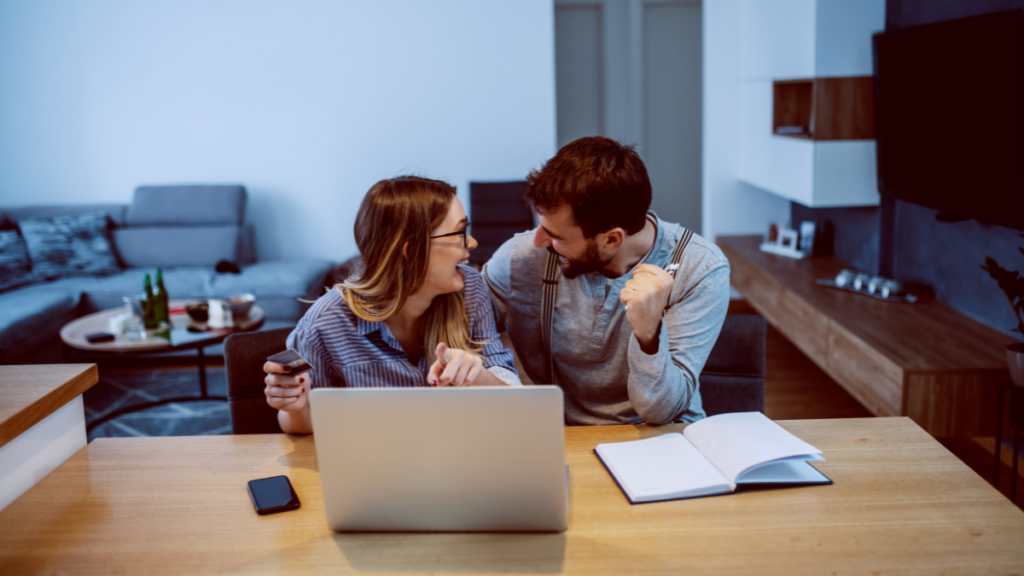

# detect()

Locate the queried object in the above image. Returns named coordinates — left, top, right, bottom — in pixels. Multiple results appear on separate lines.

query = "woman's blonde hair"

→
left=338, top=176, right=480, bottom=366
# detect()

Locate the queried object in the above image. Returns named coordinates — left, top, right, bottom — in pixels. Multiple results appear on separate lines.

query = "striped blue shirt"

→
left=287, top=265, right=521, bottom=388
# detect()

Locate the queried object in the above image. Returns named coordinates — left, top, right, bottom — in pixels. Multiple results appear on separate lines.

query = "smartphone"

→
left=85, top=332, right=115, bottom=343
left=267, top=349, right=312, bottom=375
left=247, top=475, right=301, bottom=515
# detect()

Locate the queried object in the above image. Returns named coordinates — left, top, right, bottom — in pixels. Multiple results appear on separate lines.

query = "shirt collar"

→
left=356, top=315, right=380, bottom=337
left=634, top=211, right=667, bottom=269
left=589, top=211, right=670, bottom=283
left=646, top=211, right=679, bottom=268
left=356, top=316, right=403, bottom=350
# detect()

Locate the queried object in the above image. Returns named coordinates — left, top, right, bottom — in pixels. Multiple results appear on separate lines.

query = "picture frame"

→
left=779, top=229, right=798, bottom=249
left=798, top=221, right=816, bottom=255
left=759, top=222, right=806, bottom=259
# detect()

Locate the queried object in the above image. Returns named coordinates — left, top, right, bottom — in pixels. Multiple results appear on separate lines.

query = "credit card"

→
left=267, top=349, right=312, bottom=374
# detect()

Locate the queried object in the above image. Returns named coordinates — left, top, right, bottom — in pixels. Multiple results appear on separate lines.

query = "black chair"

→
left=469, top=181, right=534, bottom=264
left=224, top=327, right=293, bottom=434
left=698, top=315, right=767, bottom=416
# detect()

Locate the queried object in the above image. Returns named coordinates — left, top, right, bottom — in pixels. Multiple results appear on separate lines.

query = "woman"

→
left=263, top=176, right=520, bottom=434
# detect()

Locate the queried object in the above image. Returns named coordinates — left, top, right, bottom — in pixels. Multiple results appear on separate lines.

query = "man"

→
left=483, top=136, right=730, bottom=426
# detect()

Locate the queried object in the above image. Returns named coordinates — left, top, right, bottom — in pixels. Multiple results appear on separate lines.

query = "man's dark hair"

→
left=525, top=137, right=652, bottom=238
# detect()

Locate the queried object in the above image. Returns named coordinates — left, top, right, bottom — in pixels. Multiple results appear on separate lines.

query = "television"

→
left=873, top=10, right=1024, bottom=229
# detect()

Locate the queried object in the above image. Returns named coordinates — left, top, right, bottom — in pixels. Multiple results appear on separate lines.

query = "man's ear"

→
left=600, top=228, right=626, bottom=253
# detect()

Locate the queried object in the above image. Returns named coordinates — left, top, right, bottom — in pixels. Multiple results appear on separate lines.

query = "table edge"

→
left=0, top=364, right=98, bottom=449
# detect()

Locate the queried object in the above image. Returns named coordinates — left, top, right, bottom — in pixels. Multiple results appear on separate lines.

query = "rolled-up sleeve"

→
left=626, top=260, right=730, bottom=424
left=463, top=265, right=521, bottom=386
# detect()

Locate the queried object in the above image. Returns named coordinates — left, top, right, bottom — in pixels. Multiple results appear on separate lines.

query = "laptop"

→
left=309, top=386, right=568, bottom=532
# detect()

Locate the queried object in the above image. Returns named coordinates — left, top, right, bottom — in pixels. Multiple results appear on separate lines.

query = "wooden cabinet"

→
left=736, top=0, right=885, bottom=207
left=719, top=236, right=1010, bottom=437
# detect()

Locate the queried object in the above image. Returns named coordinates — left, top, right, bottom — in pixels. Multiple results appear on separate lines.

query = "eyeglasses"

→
left=430, top=222, right=471, bottom=248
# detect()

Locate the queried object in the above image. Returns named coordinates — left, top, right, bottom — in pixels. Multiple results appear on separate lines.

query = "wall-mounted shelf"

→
left=772, top=80, right=814, bottom=138
left=737, top=0, right=885, bottom=208
left=739, top=80, right=880, bottom=208
left=773, top=77, right=875, bottom=141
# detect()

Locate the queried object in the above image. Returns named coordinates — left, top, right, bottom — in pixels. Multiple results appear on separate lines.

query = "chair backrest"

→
left=224, top=327, right=293, bottom=434
left=698, top=314, right=766, bottom=416
left=469, top=181, right=534, bottom=264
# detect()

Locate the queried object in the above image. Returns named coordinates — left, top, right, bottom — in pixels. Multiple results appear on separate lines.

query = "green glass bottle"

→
left=142, top=273, right=158, bottom=329
left=154, top=268, right=170, bottom=328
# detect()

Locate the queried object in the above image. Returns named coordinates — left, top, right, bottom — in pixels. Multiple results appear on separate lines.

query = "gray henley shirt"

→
left=482, top=212, right=730, bottom=426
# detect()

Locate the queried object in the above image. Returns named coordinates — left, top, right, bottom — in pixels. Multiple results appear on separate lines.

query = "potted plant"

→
left=982, top=240, right=1024, bottom=387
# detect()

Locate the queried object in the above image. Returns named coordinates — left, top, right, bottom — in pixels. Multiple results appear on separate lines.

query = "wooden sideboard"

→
left=718, top=235, right=1009, bottom=437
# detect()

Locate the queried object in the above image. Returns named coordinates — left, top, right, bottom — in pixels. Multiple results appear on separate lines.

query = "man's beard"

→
left=548, top=240, right=613, bottom=280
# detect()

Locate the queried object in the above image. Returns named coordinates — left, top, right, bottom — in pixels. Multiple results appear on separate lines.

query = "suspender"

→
left=539, top=227, right=694, bottom=384
left=667, top=228, right=694, bottom=285
left=541, top=251, right=560, bottom=385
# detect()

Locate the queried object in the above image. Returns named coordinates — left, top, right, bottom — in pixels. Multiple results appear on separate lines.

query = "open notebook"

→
left=594, top=412, right=832, bottom=504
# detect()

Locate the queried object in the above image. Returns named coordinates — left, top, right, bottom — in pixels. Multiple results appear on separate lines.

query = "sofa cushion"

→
left=211, top=260, right=333, bottom=320
left=32, top=267, right=216, bottom=294
left=0, top=205, right=128, bottom=228
left=0, top=289, right=80, bottom=364
left=31, top=268, right=216, bottom=313
left=0, top=230, right=37, bottom=292
left=33, top=262, right=331, bottom=321
left=126, top=185, right=246, bottom=226
left=19, top=211, right=121, bottom=279
left=211, top=260, right=331, bottom=298
left=113, top=226, right=241, bottom=268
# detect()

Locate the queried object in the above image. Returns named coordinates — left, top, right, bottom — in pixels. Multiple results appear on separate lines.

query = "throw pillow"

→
left=0, top=230, right=36, bottom=291
left=19, top=211, right=122, bottom=279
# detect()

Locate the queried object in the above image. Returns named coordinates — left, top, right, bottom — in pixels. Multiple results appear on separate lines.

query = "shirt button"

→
left=593, top=336, right=601, bottom=342
left=599, top=315, right=608, bottom=323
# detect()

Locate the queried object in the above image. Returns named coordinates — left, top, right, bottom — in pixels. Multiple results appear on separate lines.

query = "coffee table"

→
left=60, top=299, right=265, bottom=432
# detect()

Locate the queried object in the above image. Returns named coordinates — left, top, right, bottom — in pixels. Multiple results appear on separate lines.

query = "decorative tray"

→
left=816, top=270, right=918, bottom=304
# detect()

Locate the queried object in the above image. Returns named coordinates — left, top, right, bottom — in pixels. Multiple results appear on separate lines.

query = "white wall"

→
left=702, top=0, right=790, bottom=242
left=0, top=0, right=556, bottom=262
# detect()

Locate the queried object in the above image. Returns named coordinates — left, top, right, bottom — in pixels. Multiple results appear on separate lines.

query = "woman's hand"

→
left=427, top=343, right=487, bottom=387
left=264, top=361, right=310, bottom=412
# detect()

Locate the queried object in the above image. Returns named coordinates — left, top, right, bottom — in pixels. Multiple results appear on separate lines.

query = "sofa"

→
left=0, top=185, right=334, bottom=364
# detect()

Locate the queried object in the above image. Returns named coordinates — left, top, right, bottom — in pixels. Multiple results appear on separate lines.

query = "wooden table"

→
left=1, top=417, right=1022, bottom=574
left=0, top=364, right=97, bottom=510
left=60, top=300, right=264, bottom=432
left=60, top=299, right=264, bottom=354
left=719, top=235, right=1010, bottom=437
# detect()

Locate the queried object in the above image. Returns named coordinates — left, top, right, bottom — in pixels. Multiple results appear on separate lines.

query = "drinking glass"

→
left=123, top=295, right=146, bottom=340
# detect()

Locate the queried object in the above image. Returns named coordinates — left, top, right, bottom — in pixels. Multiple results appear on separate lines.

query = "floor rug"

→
left=84, top=365, right=231, bottom=441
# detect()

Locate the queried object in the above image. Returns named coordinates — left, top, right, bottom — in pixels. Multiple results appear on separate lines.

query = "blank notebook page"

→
left=683, top=412, right=821, bottom=483
left=596, top=434, right=729, bottom=500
